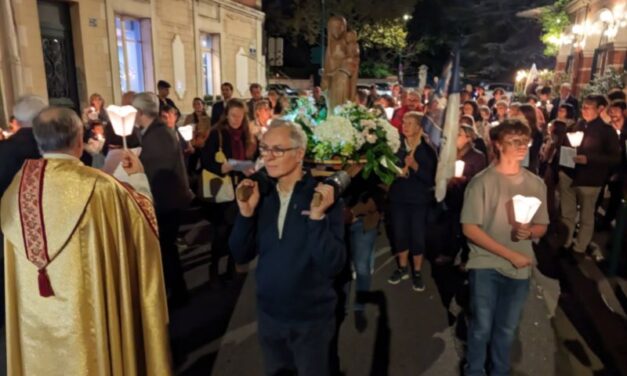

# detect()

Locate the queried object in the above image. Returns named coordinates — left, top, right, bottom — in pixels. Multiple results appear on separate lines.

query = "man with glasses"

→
left=461, top=119, right=549, bottom=376
left=558, top=94, right=621, bottom=256
left=229, top=120, right=345, bottom=376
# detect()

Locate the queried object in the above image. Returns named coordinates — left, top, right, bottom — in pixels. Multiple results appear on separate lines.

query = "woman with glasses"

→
left=201, top=99, right=257, bottom=283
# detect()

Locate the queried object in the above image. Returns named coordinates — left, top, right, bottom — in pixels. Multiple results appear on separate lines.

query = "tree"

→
left=407, top=0, right=555, bottom=82
left=264, top=0, right=417, bottom=49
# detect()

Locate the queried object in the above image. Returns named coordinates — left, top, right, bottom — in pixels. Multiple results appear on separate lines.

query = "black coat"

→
left=139, top=119, right=192, bottom=212
left=0, top=128, right=41, bottom=198
left=549, top=95, right=579, bottom=121
left=389, top=136, right=438, bottom=205
left=200, top=128, right=254, bottom=187
left=210, top=101, right=226, bottom=126
left=446, top=146, right=487, bottom=211
left=561, top=117, right=621, bottom=187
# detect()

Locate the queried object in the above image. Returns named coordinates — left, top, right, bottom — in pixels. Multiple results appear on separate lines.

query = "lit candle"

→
left=566, top=131, right=584, bottom=148
left=454, top=160, right=465, bottom=177
left=512, top=195, right=542, bottom=224
left=178, top=124, right=194, bottom=142
left=105, top=105, right=137, bottom=150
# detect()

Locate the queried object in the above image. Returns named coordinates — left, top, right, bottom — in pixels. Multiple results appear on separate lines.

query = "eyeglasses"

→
left=259, top=145, right=299, bottom=157
left=502, top=138, right=531, bottom=148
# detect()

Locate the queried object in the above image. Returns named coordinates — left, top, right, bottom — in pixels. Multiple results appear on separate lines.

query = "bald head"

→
left=33, top=107, right=83, bottom=155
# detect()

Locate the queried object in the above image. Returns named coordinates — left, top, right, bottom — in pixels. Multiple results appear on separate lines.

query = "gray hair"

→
left=132, top=92, right=159, bottom=117
left=33, top=107, right=82, bottom=153
left=561, top=83, right=572, bottom=90
left=266, top=119, right=308, bottom=149
left=13, top=95, right=47, bottom=128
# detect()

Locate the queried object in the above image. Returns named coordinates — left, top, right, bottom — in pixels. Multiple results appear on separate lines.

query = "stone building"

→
left=0, top=0, right=266, bottom=122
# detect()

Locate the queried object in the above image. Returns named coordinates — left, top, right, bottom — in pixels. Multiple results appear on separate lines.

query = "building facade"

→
left=0, top=0, right=265, bottom=122
left=554, top=0, right=627, bottom=94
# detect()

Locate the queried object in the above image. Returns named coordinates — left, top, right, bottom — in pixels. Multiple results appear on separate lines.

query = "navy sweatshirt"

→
left=228, top=173, right=346, bottom=323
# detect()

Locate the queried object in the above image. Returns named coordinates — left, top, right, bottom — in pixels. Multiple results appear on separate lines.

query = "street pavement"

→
left=1, top=206, right=624, bottom=375
left=173, top=224, right=564, bottom=376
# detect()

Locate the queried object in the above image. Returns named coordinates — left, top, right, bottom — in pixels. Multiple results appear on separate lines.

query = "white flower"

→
left=314, top=116, right=365, bottom=151
left=376, top=119, right=401, bottom=152
left=366, top=133, right=378, bottom=144
left=360, top=119, right=376, bottom=129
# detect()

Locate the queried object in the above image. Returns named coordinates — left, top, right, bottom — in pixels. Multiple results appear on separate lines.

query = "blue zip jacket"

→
left=229, top=172, right=346, bottom=323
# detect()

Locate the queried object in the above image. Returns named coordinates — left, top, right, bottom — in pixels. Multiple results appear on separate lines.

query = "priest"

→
left=1, top=107, right=172, bottom=375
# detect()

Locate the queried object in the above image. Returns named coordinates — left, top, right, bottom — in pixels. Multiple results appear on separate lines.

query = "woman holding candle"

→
left=386, top=111, right=438, bottom=292
left=201, top=99, right=257, bottom=282
left=435, top=124, right=487, bottom=266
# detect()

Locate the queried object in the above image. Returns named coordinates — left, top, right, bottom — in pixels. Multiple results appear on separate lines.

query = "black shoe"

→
left=387, top=267, right=409, bottom=285
left=354, top=311, right=368, bottom=333
left=412, top=271, right=426, bottom=292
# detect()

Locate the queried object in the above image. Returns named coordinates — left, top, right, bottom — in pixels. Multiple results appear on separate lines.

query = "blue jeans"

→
left=350, top=219, right=378, bottom=311
left=466, top=269, right=530, bottom=376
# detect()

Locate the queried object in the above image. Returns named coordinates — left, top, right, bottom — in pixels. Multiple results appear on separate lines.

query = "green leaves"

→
left=540, top=0, right=570, bottom=56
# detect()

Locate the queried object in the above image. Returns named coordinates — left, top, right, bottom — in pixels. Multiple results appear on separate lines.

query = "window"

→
left=200, top=33, right=221, bottom=97
left=115, top=15, right=153, bottom=93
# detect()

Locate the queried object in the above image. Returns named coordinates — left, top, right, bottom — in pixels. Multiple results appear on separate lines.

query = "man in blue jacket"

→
left=229, top=120, right=345, bottom=376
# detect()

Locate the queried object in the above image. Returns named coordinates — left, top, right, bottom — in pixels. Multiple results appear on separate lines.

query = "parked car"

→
left=266, top=83, right=297, bottom=97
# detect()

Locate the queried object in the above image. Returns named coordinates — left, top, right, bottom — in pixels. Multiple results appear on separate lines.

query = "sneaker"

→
left=412, top=271, right=426, bottom=292
left=387, top=267, right=409, bottom=285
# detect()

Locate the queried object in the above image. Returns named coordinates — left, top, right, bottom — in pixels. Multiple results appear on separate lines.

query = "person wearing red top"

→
left=390, top=90, right=423, bottom=132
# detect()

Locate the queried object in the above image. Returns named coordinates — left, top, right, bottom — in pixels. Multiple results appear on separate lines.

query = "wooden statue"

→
left=321, top=16, right=360, bottom=110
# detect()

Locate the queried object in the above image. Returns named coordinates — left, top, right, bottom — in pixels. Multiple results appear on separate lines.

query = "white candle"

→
left=512, top=195, right=542, bottom=224
left=178, top=124, right=194, bottom=142
left=566, top=131, right=584, bottom=148
left=105, top=105, right=138, bottom=150
left=454, top=160, right=465, bottom=177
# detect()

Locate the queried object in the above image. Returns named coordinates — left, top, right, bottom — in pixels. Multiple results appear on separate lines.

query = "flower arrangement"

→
left=287, top=100, right=401, bottom=185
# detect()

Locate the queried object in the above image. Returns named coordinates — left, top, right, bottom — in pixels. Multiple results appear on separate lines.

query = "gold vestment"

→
left=1, top=158, right=172, bottom=376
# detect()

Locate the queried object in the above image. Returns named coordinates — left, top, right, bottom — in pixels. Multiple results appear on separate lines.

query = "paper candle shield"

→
left=512, top=195, right=542, bottom=224
left=566, top=131, right=584, bottom=148
left=178, top=125, right=194, bottom=142
left=454, top=160, right=465, bottom=177
left=106, top=105, right=137, bottom=137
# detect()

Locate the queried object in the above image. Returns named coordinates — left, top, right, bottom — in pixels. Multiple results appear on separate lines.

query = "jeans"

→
left=466, top=269, right=530, bottom=376
left=349, top=219, right=378, bottom=311
left=258, top=312, right=335, bottom=376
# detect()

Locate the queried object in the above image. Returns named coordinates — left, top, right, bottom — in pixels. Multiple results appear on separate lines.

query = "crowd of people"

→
left=0, top=76, right=625, bottom=376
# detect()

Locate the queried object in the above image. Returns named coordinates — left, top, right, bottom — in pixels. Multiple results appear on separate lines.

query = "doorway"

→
left=38, top=0, right=79, bottom=110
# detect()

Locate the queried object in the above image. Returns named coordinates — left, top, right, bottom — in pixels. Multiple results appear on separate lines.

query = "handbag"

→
left=201, top=130, right=235, bottom=203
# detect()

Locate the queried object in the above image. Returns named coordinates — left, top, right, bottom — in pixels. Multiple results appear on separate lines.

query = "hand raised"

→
left=310, top=183, right=335, bottom=220
left=236, top=179, right=260, bottom=217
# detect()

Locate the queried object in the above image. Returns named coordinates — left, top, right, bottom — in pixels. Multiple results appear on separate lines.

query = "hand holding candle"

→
left=566, top=131, right=584, bottom=148
left=105, top=105, right=138, bottom=150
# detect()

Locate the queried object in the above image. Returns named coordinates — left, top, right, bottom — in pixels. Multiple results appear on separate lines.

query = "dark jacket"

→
left=389, top=135, right=438, bottom=205
left=550, top=95, right=579, bottom=121
left=139, top=119, right=192, bottom=212
left=0, top=128, right=41, bottom=198
left=200, top=127, right=254, bottom=187
left=229, top=173, right=346, bottom=323
left=102, top=123, right=141, bottom=155
left=562, top=117, right=621, bottom=187
left=446, top=146, right=487, bottom=211
left=210, top=101, right=226, bottom=126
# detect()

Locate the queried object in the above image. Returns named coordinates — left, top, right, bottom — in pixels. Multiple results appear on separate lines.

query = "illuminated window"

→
left=200, top=33, right=221, bottom=97
left=115, top=15, right=154, bottom=93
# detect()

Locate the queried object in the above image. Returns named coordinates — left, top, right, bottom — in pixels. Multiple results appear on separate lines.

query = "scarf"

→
left=227, top=126, right=246, bottom=160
